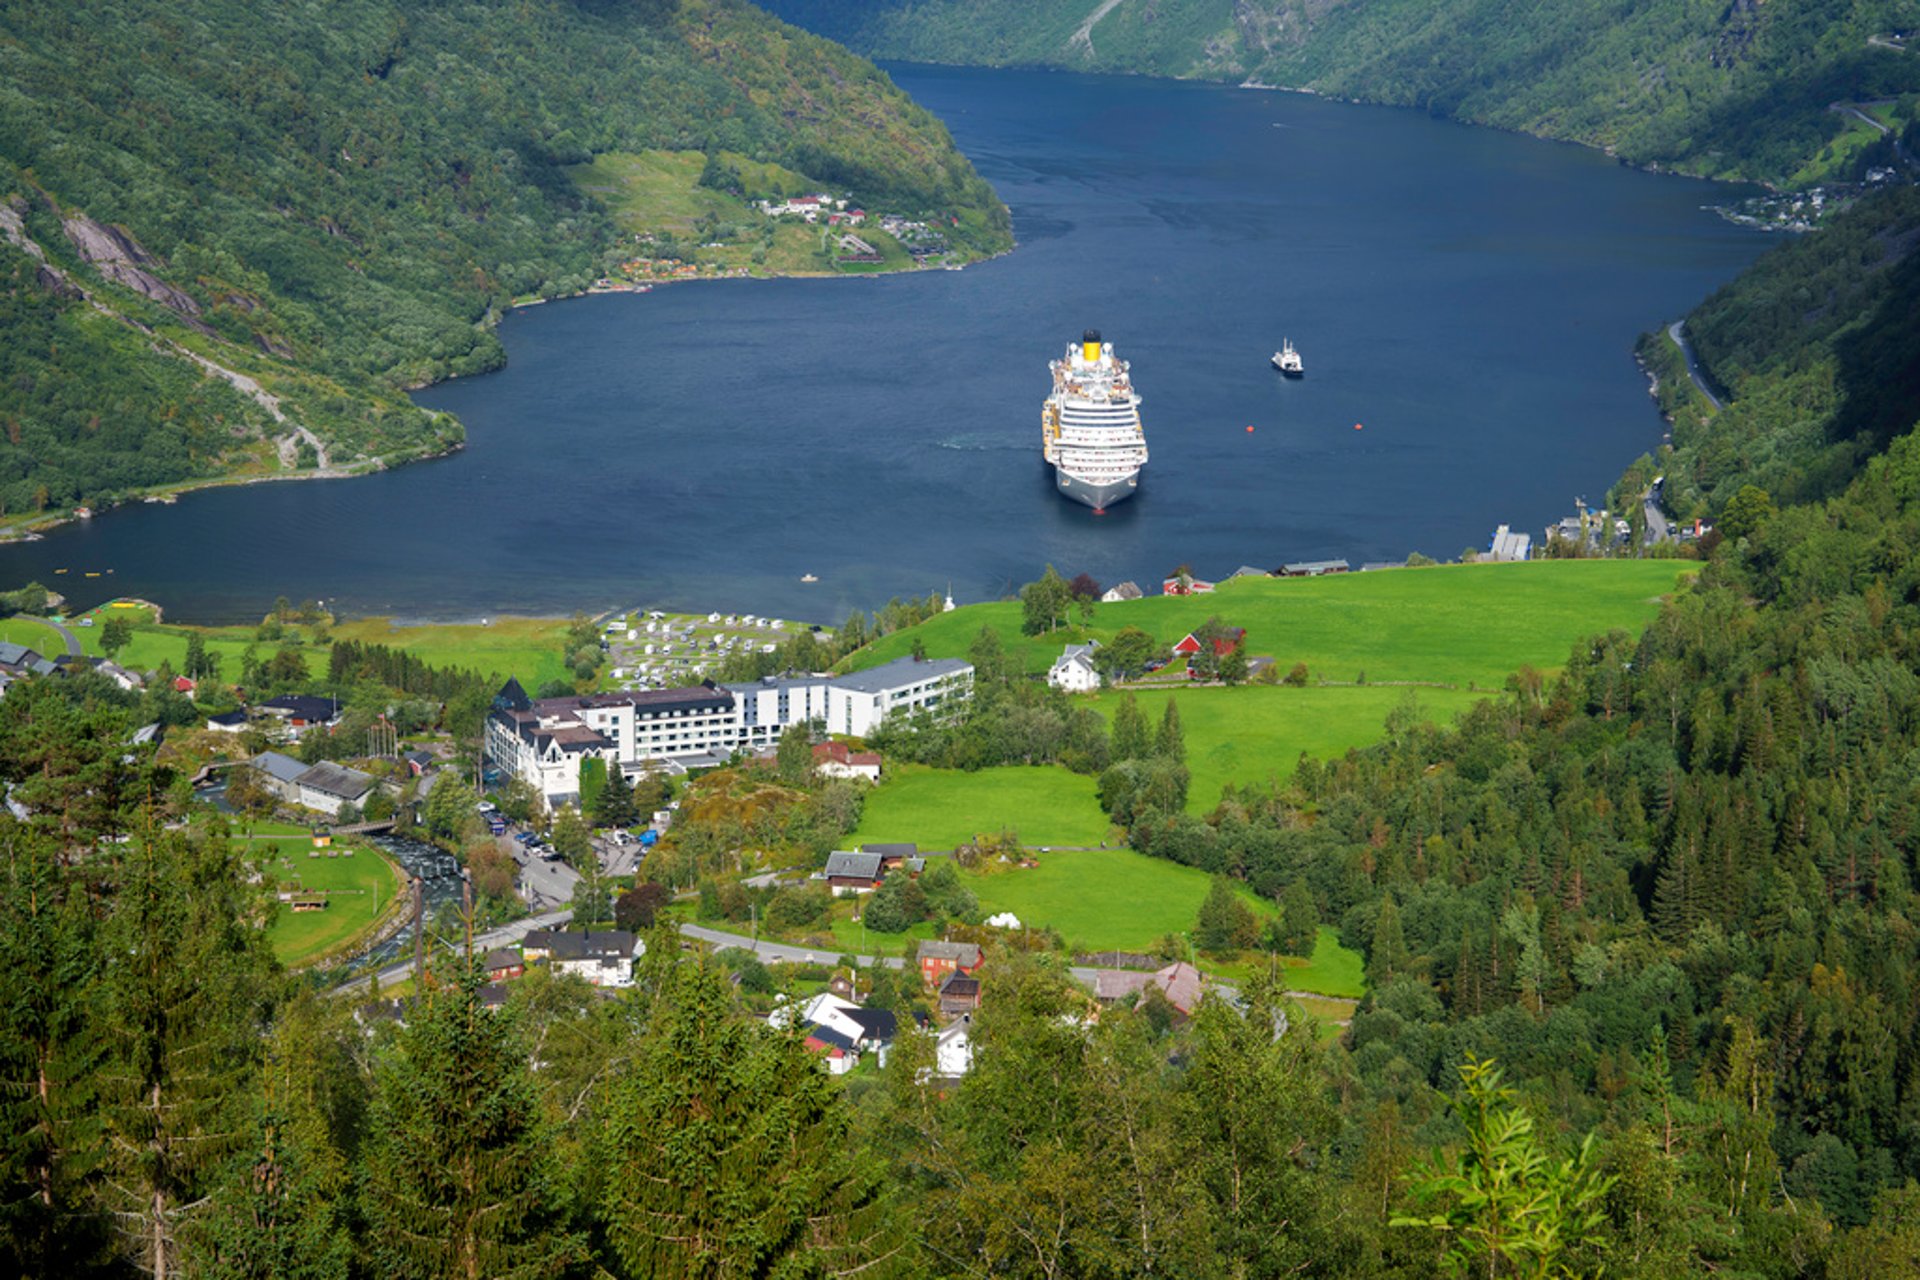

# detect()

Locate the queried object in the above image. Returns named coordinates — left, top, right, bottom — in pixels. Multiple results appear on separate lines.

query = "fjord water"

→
left=1, top=66, right=1770, bottom=623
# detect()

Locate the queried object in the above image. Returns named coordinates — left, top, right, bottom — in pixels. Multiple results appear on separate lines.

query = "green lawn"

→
left=0, top=617, right=67, bottom=655
left=847, top=560, right=1696, bottom=686
left=1091, top=683, right=1486, bottom=811
left=960, top=847, right=1276, bottom=953
left=244, top=827, right=405, bottom=967
left=68, top=602, right=324, bottom=681
left=1179, top=928, right=1367, bottom=1000
left=850, top=765, right=1112, bottom=850
left=828, top=913, right=938, bottom=958
left=58, top=602, right=570, bottom=689
left=329, top=616, right=573, bottom=688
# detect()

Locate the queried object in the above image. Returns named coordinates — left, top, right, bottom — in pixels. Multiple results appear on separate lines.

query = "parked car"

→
left=1144, top=658, right=1167, bottom=672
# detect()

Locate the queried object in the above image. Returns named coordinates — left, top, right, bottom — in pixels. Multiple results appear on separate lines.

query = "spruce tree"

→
left=600, top=958, right=887, bottom=1278
left=1366, top=894, right=1408, bottom=987
left=363, top=963, right=581, bottom=1280
left=0, top=822, right=107, bottom=1274
left=1110, top=694, right=1150, bottom=763
left=1155, top=697, right=1185, bottom=765
left=97, top=831, right=276, bottom=1278
left=1279, top=880, right=1319, bottom=957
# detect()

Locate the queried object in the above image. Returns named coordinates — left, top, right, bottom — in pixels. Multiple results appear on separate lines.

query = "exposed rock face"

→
left=2, top=197, right=80, bottom=296
left=60, top=215, right=205, bottom=318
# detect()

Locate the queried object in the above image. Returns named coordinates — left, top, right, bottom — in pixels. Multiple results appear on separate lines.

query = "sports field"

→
left=243, top=824, right=406, bottom=967
left=849, top=764, right=1112, bottom=850
left=846, top=560, right=1696, bottom=685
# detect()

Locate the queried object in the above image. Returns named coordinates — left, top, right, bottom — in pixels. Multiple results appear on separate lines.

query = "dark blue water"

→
left=0, top=66, right=1772, bottom=624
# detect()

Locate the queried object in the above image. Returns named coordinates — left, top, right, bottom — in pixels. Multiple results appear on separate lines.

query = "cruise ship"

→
left=1041, top=329, right=1149, bottom=511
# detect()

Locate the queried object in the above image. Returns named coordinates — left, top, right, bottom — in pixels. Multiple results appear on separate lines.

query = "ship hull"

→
left=1055, top=466, right=1139, bottom=512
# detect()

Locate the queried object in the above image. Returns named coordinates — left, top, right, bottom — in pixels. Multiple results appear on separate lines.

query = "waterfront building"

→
left=489, top=656, right=973, bottom=810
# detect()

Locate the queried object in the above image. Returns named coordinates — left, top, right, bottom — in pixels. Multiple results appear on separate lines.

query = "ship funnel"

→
left=1082, top=328, right=1102, bottom=362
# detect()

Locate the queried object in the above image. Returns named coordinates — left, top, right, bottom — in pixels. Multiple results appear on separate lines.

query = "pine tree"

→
left=363, top=963, right=581, bottom=1280
left=1155, top=697, right=1185, bottom=765
left=600, top=957, right=888, bottom=1278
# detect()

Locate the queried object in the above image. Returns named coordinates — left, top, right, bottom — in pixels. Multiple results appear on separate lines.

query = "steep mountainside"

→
left=1629, top=187, right=1920, bottom=522
left=763, top=0, right=1920, bottom=186
left=0, top=0, right=1009, bottom=524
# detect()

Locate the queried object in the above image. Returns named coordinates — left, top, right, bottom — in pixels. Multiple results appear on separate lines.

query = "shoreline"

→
left=1, top=244, right=1009, bottom=547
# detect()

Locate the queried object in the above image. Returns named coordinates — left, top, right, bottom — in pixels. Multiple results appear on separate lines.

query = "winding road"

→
left=1667, top=321, right=1725, bottom=410
left=24, top=614, right=82, bottom=657
left=332, top=907, right=575, bottom=995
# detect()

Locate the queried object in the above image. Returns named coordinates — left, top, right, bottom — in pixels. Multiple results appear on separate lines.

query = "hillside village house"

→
left=1100, top=581, right=1144, bottom=603
left=917, top=939, right=983, bottom=987
left=257, top=694, right=343, bottom=737
left=488, top=657, right=973, bottom=811
left=822, top=850, right=885, bottom=895
left=1171, top=627, right=1246, bottom=660
left=812, top=740, right=882, bottom=781
left=521, top=929, right=640, bottom=987
left=1047, top=641, right=1102, bottom=692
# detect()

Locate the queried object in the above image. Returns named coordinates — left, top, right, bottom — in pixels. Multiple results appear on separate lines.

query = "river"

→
left=0, top=65, right=1772, bottom=624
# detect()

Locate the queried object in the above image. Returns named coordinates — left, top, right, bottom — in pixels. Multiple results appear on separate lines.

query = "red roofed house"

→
left=813, top=740, right=882, bottom=782
left=1162, top=575, right=1216, bottom=596
left=173, top=675, right=196, bottom=696
left=918, top=939, right=983, bottom=987
left=1171, top=627, right=1246, bottom=658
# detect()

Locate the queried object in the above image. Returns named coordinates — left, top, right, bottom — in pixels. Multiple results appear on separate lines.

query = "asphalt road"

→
left=1643, top=483, right=1672, bottom=544
left=333, top=907, right=574, bottom=995
left=1666, top=321, right=1725, bottom=411
left=24, top=614, right=82, bottom=657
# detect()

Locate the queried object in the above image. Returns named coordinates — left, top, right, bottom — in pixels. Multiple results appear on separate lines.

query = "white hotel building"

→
left=487, top=657, right=972, bottom=810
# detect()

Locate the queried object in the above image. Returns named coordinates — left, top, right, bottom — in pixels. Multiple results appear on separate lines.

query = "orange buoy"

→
left=1354, top=422, right=1364, bottom=431
left=1245, top=424, right=1255, bottom=433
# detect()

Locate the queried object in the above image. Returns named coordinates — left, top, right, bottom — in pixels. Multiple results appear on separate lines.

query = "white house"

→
left=812, top=740, right=882, bottom=782
left=1046, top=641, right=1102, bottom=693
left=293, top=761, right=377, bottom=817
left=933, top=1021, right=974, bottom=1079
left=1101, top=581, right=1144, bottom=603
left=524, top=929, right=640, bottom=988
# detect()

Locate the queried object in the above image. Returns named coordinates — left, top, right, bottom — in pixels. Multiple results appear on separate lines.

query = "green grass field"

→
left=961, top=847, right=1276, bottom=953
left=0, top=617, right=67, bottom=655
left=849, top=765, right=1113, bottom=850
left=848, top=560, right=1696, bottom=686
left=242, top=824, right=405, bottom=967
left=328, top=616, right=573, bottom=688
left=1091, top=683, right=1486, bottom=811
left=57, top=602, right=570, bottom=689
left=67, top=603, right=324, bottom=681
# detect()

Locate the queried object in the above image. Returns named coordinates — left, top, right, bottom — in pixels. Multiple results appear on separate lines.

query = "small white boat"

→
left=1271, top=339, right=1304, bottom=377
left=801, top=573, right=819, bottom=583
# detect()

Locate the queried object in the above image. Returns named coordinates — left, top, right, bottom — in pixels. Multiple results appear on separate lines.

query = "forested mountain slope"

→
left=762, top=0, right=1920, bottom=186
left=1627, top=186, right=1920, bottom=523
left=0, top=0, right=1009, bottom=524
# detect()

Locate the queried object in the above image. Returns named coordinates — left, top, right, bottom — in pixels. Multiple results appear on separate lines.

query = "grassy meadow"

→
left=1091, top=683, right=1487, bottom=811
left=847, top=560, right=1697, bottom=685
left=961, top=847, right=1276, bottom=954
left=56, top=600, right=572, bottom=689
left=849, top=764, right=1112, bottom=850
